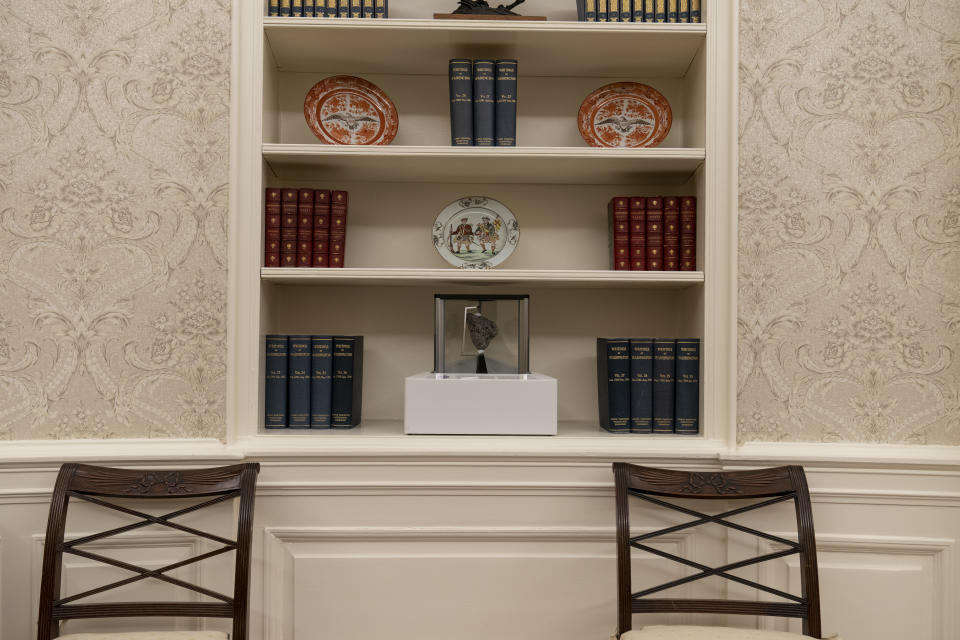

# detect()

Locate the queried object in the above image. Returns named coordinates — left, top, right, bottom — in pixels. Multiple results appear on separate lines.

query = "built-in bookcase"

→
left=230, top=0, right=737, bottom=453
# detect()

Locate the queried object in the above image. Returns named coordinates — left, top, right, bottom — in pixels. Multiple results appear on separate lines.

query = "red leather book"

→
left=680, top=196, right=697, bottom=271
left=313, top=190, right=331, bottom=269
left=264, top=188, right=282, bottom=268
left=628, top=197, right=646, bottom=271
left=645, top=196, right=664, bottom=271
left=280, top=188, right=298, bottom=268
left=329, top=191, right=348, bottom=269
left=297, top=189, right=314, bottom=268
left=663, top=196, right=680, bottom=271
left=609, top=196, right=630, bottom=271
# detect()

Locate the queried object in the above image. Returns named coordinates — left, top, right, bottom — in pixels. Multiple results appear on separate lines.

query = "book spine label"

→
left=679, top=0, right=689, bottom=22
left=652, top=338, right=676, bottom=433
left=268, top=0, right=280, bottom=16
left=292, top=0, right=304, bottom=17
left=297, top=189, right=314, bottom=268
left=280, top=0, right=292, bottom=16
left=620, top=0, right=632, bottom=22
left=265, top=188, right=282, bottom=267
left=597, top=338, right=631, bottom=432
left=690, top=0, right=700, bottom=22
left=634, top=0, right=645, bottom=22
left=449, top=59, right=474, bottom=146
left=264, top=335, right=289, bottom=428
left=310, top=336, right=333, bottom=428
left=654, top=0, right=666, bottom=22
left=664, top=196, right=680, bottom=271
left=287, top=336, right=311, bottom=428
left=680, top=196, right=697, bottom=271
left=675, top=339, right=700, bottom=434
left=645, top=196, right=663, bottom=270
left=630, top=339, right=654, bottom=433
left=332, top=337, right=363, bottom=427
left=608, top=0, right=619, bottom=22
left=473, top=60, right=496, bottom=147
left=597, top=0, right=608, bottom=22
left=629, top=197, right=645, bottom=271
left=363, top=0, right=374, bottom=17
left=667, top=0, right=678, bottom=22
left=609, top=197, right=630, bottom=271
left=644, top=0, right=655, bottom=22
left=495, top=59, right=518, bottom=147
left=350, top=0, right=362, bottom=17
left=585, top=0, right=597, bottom=21
left=375, top=0, right=386, bottom=17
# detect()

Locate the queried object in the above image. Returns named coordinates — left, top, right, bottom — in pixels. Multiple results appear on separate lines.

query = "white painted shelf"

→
left=263, top=18, right=707, bottom=78
left=261, top=268, right=705, bottom=288
left=262, top=144, right=706, bottom=185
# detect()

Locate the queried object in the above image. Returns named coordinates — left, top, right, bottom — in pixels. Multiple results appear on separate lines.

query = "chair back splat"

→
left=613, top=463, right=822, bottom=638
left=36, top=462, right=260, bottom=640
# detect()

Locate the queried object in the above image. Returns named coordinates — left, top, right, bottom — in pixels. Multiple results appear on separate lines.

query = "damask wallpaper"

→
left=738, top=1, right=960, bottom=444
left=0, top=0, right=230, bottom=440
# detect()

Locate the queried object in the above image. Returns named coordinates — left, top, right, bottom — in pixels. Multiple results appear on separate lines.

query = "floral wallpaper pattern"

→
left=738, top=0, right=960, bottom=444
left=0, top=0, right=230, bottom=440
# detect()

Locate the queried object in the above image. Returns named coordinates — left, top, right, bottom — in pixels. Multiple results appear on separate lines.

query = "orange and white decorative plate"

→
left=577, top=82, right=672, bottom=148
left=304, top=75, right=398, bottom=145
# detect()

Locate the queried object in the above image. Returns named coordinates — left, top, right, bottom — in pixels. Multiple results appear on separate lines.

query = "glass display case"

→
left=434, top=294, right=530, bottom=375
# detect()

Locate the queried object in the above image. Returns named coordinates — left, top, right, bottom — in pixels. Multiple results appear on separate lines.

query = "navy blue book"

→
left=597, top=0, right=608, bottom=22
left=376, top=0, right=387, bottom=17
left=634, top=0, right=645, bottom=22
left=644, top=0, right=654, bottom=22
left=287, top=335, right=311, bottom=429
left=495, top=60, right=518, bottom=147
left=690, top=0, right=700, bottom=22
left=608, top=0, right=620, bottom=21
left=310, top=336, right=333, bottom=428
left=620, top=0, right=632, bottom=22
left=350, top=0, right=362, bottom=17
left=473, top=60, right=496, bottom=147
left=363, top=0, right=374, bottom=17
left=585, top=0, right=597, bottom=21
left=675, top=339, right=700, bottom=434
left=269, top=0, right=280, bottom=16
left=654, top=0, right=666, bottom=22
left=577, top=0, right=585, bottom=21
left=332, top=336, right=364, bottom=428
left=652, top=338, right=676, bottom=433
left=667, top=0, right=678, bottom=22
left=280, top=0, right=292, bottom=16
left=629, top=339, right=654, bottom=433
left=449, top=59, right=474, bottom=146
left=265, top=335, right=289, bottom=428
left=597, top=338, right=631, bottom=433
left=679, top=0, right=689, bottom=22
left=291, top=0, right=304, bottom=16
left=337, top=0, right=349, bottom=17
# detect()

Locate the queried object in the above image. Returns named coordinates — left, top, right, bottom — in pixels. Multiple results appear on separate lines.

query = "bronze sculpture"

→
left=452, top=0, right=528, bottom=16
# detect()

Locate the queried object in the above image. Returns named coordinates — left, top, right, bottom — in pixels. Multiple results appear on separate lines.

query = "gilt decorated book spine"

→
left=332, top=336, right=363, bottom=428
left=495, top=60, right=518, bottom=147
left=585, top=0, right=597, bottom=21
left=375, top=0, right=387, bottom=17
left=629, top=339, right=654, bottom=433
left=313, top=189, right=331, bottom=268
left=652, top=338, right=676, bottom=433
left=449, top=59, right=474, bottom=146
left=264, top=188, right=281, bottom=268
left=674, top=338, right=700, bottom=434
left=310, top=336, right=333, bottom=428
left=292, top=0, right=304, bottom=17
left=280, top=189, right=298, bottom=268
left=680, top=196, right=697, bottom=271
left=297, top=189, right=314, bottom=268
left=634, top=0, right=645, bottom=22
left=629, top=197, right=646, bottom=271
left=350, top=0, right=362, bottom=17
left=644, top=0, right=655, bottom=22
left=363, top=0, right=374, bottom=17
left=280, top=0, right=292, bottom=16
left=654, top=0, right=666, bottom=22
left=645, top=196, right=663, bottom=270
left=663, top=196, right=680, bottom=271
left=608, top=0, right=620, bottom=22
left=667, top=0, right=678, bottom=22
left=473, top=60, right=496, bottom=147
left=264, top=335, right=288, bottom=429
left=620, top=0, right=632, bottom=22
left=330, top=190, right=348, bottom=268
left=287, top=336, right=312, bottom=429
left=690, top=0, right=700, bottom=22
left=268, top=0, right=280, bottom=16
left=597, top=338, right=631, bottom=433
left=679, top=0, right=689, bottom=22
left=597, top=0, right=608, bottom=22
left=609, top=197, right=630, bottom=271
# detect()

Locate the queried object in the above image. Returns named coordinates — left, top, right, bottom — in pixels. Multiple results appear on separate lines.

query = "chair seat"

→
left=623, top=626, right=840, bottom=640
left=56, top=632, right=228, bottom=640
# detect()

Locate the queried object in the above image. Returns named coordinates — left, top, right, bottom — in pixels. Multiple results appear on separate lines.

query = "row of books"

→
left=577, top=0, right=702, bottom=22
left=449, top=59, right=518, bottom=147
left=268, top=0, right=387, bottom=17
left=597, top=337, right=699, bottom=434
left=610, top=196, right=696, bottom=271
left=265, top=335, right=364, bottom=429
left=265, top=188, right=348, bottom=268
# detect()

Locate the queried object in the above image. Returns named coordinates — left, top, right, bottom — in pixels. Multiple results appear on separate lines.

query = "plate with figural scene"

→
left=304, top=75, right=398, bottom=145
left=433, top=197, right=520, bottom=270
left=578, top=82, right=672, bottom=148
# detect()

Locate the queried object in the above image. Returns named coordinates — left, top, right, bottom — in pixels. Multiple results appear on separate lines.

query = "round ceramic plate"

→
left=432, top=197, right=520, bottom=270
left=303, top=75, right=398, bottom=145
left=578, top=82, right=672, bottom=148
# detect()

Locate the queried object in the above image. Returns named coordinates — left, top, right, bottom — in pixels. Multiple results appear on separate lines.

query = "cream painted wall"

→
left=0, top=1, right=957, bottom=444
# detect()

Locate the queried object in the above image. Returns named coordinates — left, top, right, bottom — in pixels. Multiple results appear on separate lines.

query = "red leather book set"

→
left=264, top=188, right=348, bottom=268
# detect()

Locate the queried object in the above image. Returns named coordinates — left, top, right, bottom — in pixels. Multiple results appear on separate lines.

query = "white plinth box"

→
left=404, top=373, right=558, bottom=435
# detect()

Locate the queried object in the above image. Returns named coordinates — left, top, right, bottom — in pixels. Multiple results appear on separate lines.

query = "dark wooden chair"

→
left=36, top=462, right=260, bottom=640
left=613, top=463, right=831, bottom=640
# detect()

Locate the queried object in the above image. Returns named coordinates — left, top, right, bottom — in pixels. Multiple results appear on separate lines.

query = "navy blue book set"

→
left=449, top=59, right=518, bottom=146
left=265, top=335, right=364, bottom=429
left=597, top=337, right=699, bottom=434
left=576, top=0, right=701, bottom=22
left=269, top=0, right=388, bottom=17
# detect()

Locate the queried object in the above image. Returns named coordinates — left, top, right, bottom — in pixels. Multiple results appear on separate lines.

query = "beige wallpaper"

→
left=737, top=1, right=960, bottom=444
left=0, top=0, right=230, bottom=439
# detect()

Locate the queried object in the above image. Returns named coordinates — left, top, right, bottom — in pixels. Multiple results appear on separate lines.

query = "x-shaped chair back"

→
left=37, top=463, right=260, bottom=640
left=613, top=463, right=822, bottom=638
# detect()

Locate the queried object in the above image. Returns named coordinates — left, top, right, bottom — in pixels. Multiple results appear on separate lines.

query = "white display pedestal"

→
left=404, top=373, right=558, bottom=435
